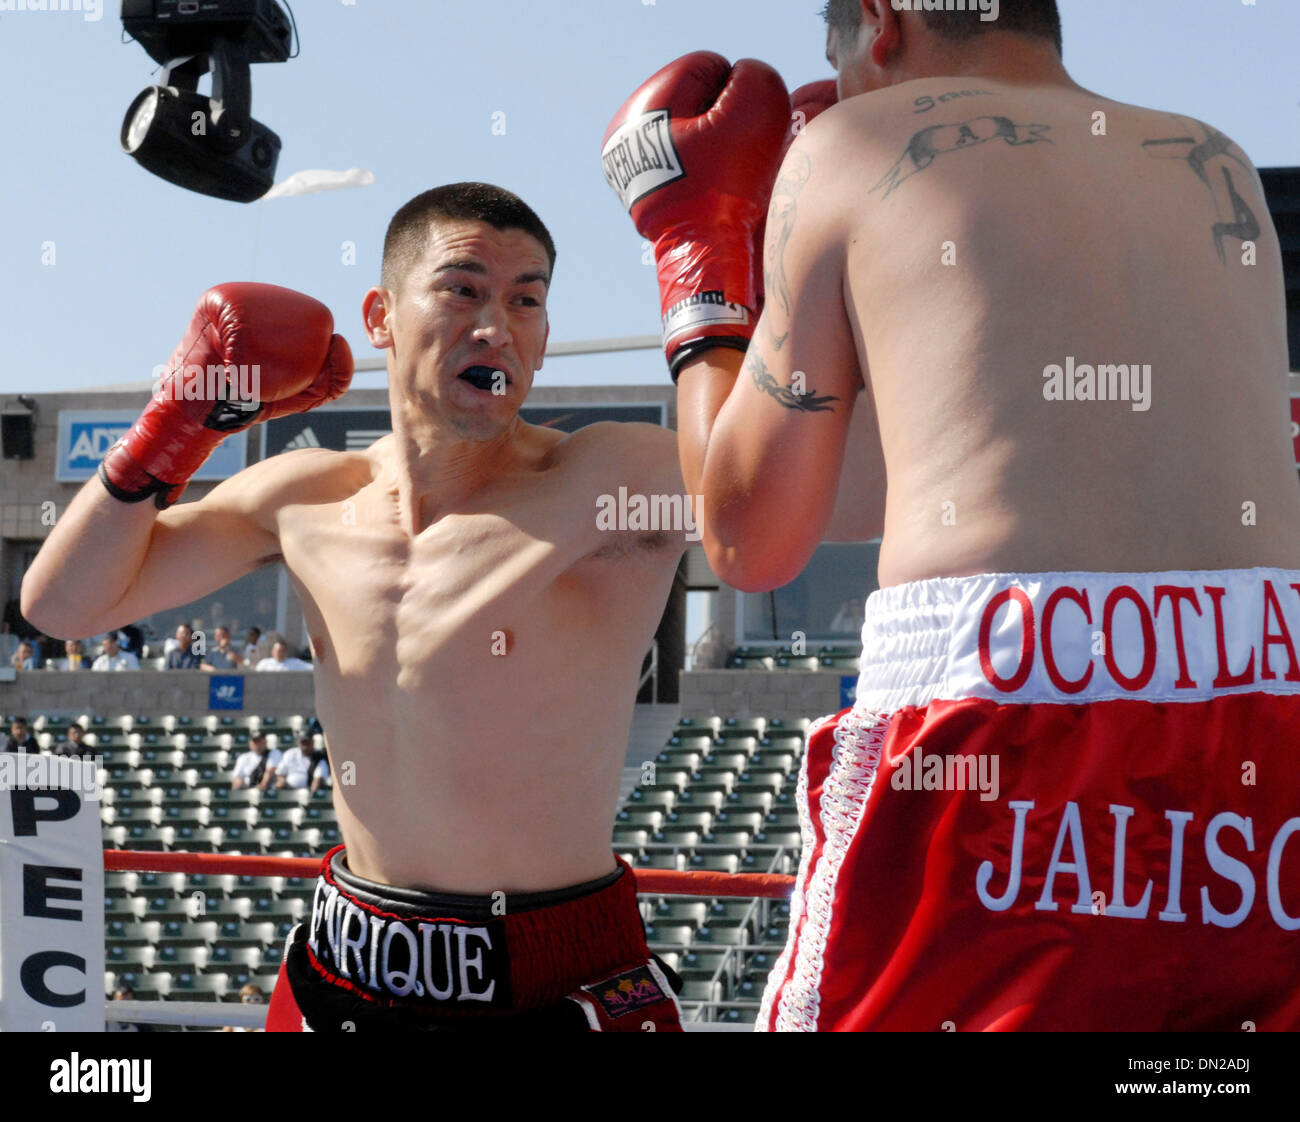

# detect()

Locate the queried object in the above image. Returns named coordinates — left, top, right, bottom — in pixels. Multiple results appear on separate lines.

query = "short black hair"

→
left=11, top=715, right=28, bottom=725
left=381, top=182, right=557, bottom=295
left=822, top=0, right=1062, bottom=57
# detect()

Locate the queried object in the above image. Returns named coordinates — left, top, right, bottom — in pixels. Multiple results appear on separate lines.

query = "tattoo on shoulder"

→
left=912, top=89, right=995, bottom=114
left=745, top=351, right=838, bottom=413
left=871, top=116, right=1053, bottom=199
left=1141, top=116, right=1261, bottom=264
left=763, top=149, right=812, bottom=352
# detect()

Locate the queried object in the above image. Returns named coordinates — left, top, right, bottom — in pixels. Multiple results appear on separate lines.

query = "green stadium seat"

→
left=714, top=809, right=764, bottom=831
left=158, top=972, right=223, bottom=1001
left=152, top=945, right=207, bottom=969
left=689, top=766, right=738, bottom=789
left=643, top=923, right=693, bottom=946
left=704, top=825, right=753, bottom=845
left=688, top=854, right=740, bottom=873
left=757, top=828, right=802, bottom=849
left=124, top=825, right=168, bottom=850
left=626, top=789, right=675, bottom=809
left=678, top=978, right=723, bottom=1002
left=654, top=749, right=703, bottom=769
left=725, top=791, right=774, bottom=811
left=677, top=786, right=728, bottom=807
left=614, top=808, right=663, bottom=828
left=652, top=900, right=708, bottom=926
left=695, top=920, right=752, bottom=945
left=635, top=852, right=684, bottom=870
left=678, top=948, right=728, bottom=975
left=664, top=809, right=713, bottom=828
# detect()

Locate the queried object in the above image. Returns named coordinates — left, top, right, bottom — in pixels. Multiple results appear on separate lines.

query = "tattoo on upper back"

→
left=912, top=89, right=994, bottom=114
left=871, top=116, right=1053, bottom=200
left=763, top=149, right=812, bottom=351
left=1142, top=117, right=1262, bottom=263
left=745, top=351, right=838, bottom=413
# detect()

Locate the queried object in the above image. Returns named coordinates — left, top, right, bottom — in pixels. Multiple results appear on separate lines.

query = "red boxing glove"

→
left=790, top=79, right=839, bottom=134
left=752, top=79, right=839, bottom=310
left=602, top=51, right=791, bottom=380
left=100, top=283, right=353, bottom=508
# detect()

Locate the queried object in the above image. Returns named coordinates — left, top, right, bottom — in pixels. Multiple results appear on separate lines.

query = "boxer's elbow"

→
left=19, top=572, right=60, bottom=637
left=22, top=570, right=102, bottom=640
left=702, top=521, right=810, bottom=593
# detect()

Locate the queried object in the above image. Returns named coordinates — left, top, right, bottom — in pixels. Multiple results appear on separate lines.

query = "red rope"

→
left=102, top=849, right=795, bottom=899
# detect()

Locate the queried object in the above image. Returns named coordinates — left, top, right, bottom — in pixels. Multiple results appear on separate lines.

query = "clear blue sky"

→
left=1, top=0, right=1296, bottom=395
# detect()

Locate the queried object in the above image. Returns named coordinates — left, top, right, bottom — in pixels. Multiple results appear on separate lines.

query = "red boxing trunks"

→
left=760, top=569, right=1300, bottom=1031
left=266, top=847, right=682, bottom=1031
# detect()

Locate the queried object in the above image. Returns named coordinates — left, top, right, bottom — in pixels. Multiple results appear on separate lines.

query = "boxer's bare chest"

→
left=272, top=459, right=601, bottom=679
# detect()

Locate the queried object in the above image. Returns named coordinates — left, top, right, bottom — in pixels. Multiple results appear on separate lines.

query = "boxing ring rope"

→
left=102, top=848, right=796, bottom=1030
left=104, top=848, right=796, bottom=898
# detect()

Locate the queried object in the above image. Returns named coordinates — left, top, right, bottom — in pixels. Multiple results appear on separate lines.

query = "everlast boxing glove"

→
left=602, top=52, right=791, bottom=380
left=99, top=283, right=353, bottom=508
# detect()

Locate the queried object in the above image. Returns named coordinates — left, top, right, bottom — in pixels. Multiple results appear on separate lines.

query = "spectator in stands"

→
left=276, top=734, right=331, bottom=794
left=231, top=732, right=281, bottom=791
left=256, top=640, right=312, bottom=672
left=165, top=623, right=202, bottom=669
left=106, top=985, right=153, bottom=1032
left=201, top=625, right=243, bottom=671
left=2, top=716, right=35, bottom=753
left=221, top=982, right=267, bottom=1031
left=92, top=633, right=140, bottom=671
left=53, top=721, right=89, bottom=756
left=116, top=624, right=145, bottom=659
left=242, top=626, right=263, bottom=664
left=9, top=639, right=39, bottom=670
left=58, top=638, right=91, bottom=670
left=829, top=597, right=866, bottom=634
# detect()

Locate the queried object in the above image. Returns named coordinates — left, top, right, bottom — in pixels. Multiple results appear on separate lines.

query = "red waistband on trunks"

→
left=302, top=847, right=650, bottom=1015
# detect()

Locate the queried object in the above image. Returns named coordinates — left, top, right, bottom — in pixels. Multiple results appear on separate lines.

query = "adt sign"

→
left=65, top=418, right=131, bottom=473
left=57, top=410, right=246, bottom=482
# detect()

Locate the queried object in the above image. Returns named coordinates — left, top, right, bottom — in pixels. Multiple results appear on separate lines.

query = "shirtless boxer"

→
left=606, top=1, right=1300, bottom=1029
left=22, top=183, right=687, bottom=1031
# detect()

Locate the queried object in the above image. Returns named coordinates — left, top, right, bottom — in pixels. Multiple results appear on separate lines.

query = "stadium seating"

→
left=4, top=705, right=815, bottom=1027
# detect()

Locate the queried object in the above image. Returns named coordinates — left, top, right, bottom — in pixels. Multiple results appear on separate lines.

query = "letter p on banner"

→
left=0, top=779, right=105, bottom=1030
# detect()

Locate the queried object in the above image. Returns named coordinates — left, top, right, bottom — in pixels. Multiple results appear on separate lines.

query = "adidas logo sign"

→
left=283, top=428, right=321, bottom=451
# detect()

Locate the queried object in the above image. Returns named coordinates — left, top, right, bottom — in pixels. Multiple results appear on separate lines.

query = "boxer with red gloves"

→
left=604, top=0, right=1300, bottom=1033
left=98, top=284, right=354, bottom=509
left=601, top=52, right=793, bottom=381
left=23, top=183, right=689, bottom=1031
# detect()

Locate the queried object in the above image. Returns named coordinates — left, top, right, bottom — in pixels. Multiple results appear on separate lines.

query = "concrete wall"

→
left=2, top=665, right=849, bottom=726
left=679, top=669, right=852, bottom=725
left=0, top=669, right=317, bottom=721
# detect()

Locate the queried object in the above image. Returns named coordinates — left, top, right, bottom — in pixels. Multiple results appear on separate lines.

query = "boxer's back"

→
left=830, top=80, right=1300, bottom=587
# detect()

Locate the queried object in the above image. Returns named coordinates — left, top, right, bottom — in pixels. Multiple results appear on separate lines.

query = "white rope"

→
left=352, top=333, right=662, bottom=373
left=104, top=999, right=752, bottom=1031
left=106, top=1000, right=266, bottom=1029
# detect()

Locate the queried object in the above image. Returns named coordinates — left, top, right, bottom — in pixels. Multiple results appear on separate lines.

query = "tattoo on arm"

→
left=763, top=149, right=812, bottom=351
left=1142, top=118, right=1262, bottom=263
left=745, top=351, right=838, bottom=413
left=871, top=116, right=1053, bottom=200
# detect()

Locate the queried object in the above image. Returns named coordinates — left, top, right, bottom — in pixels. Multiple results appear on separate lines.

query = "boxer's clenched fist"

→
left=100, top=283, right=353, bottom=509
left=602, top=51, right=790, bottom=380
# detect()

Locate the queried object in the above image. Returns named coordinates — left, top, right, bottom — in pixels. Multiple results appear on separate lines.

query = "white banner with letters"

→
left=0, top=755, right=104, bottom=1031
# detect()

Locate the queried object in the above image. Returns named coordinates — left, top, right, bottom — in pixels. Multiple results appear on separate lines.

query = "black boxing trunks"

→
left=265, top=846, right=682, bottom=1031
